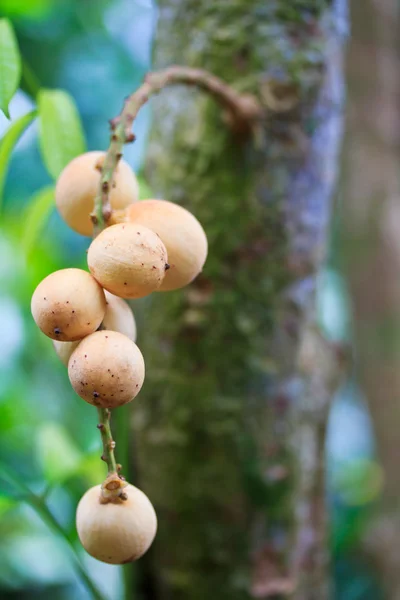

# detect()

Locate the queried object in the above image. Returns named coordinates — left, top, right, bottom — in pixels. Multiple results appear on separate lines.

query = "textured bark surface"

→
left=133, top=2, right=346, bottom=599
left=341, top=0, right=400, bottom=596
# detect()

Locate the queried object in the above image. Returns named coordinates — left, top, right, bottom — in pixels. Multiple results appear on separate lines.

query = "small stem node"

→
left=97, top=408, right=118, bottom=474
left=92, top=65, right=263, bottom=236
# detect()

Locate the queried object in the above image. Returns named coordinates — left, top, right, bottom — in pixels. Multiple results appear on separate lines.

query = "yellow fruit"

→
left=31, top=268, right=106, bottom=341
left=55, top=151, right=139, bottom=236
left=68, top=330, right=145, bottom=408
left=87, top=223, right=168, bottom=299
left=52, top=292, right=136, bottom=366
left=126, top=200, right=208, bottom=291
left=102, top=291, right=136, bottom=342
left=76, top=483, right=157, bottom=564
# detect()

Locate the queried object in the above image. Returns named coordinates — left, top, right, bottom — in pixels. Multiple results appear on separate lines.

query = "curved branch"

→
left=91, top=65, right=263, bottom=235
left=91, top=65, right=263, bottom=490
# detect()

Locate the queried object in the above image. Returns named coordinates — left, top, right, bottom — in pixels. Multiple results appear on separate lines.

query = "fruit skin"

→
left=87, top=223, right=168, bottom=299
left=102, top=290, right=137, bottom=342
left=126, top=199, right=208, bottom=291
left=52, top=291, right=136, bottom=366
left=31, top=268, right=106, bottom=341
left=55, top=151, right=139, bottom=236
left=68, top=330, right=145, bottom=408
left=76, top=483, right=157, bottom=564
left=52, top=340, right=80, bottom=367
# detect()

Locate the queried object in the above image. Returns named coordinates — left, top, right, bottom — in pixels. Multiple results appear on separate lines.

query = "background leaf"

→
left=21, top=185, right=55, bottom=255
left=0, top=495, right=16, bottom=516
left=0, top=110, right=36, bottom=210
left=38, top=89, right=86, bottom=180
left=0, top=0, right=54, bottom=19
left=0, top=19, right=22, bottom=118
left=36, top=422, right=82, bottom=484
left=138, top=174, right=153, bottom=199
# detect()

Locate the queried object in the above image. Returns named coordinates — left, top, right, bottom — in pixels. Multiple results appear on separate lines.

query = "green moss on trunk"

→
left=132, top=2, right=345, bottom=598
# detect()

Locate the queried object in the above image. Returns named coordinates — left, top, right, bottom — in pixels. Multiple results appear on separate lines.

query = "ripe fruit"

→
left=76, top=483, right=157, bottom=564
left=102, top=291, right=136, bottom=342
left=125, top=200, right=208, bottom=291
left=31, top=268, right=106, bottom=341
left=52, top=291, right=136, bottom=366
left=87, top=223, right=168, bottom=299
left=68, top=330, right=145, bottom=408
left=55, top=151, right=139, bottom=236
left=52, top=340, right=80, bottom=367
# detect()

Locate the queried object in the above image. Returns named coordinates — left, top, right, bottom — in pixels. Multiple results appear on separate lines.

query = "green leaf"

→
left=0, top=0, right=54, bottom=19
left=21, top=185, right=55, bottom=256
left=0, top=110, right=36, bottom=210
left=0, top=19, right=21, bottom=118
left=36, top=422, right=82, bottom=484
left=38, top=89, right=86, bottom=180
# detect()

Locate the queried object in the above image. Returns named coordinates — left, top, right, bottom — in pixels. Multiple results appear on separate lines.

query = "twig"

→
left=97, top=407, right=118, bottom=475
left=91, top=66, right=262, bottom=476
left=91, top=65, right=262, bottom=235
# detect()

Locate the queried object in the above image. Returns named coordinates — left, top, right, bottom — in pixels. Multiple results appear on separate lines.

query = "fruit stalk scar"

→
left=91, top=65, right=263, bottom=236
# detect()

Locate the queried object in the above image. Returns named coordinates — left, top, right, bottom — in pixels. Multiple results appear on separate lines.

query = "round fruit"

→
left=68, top=330, right=145, bottom=408
left=52, top=291, right=136, bottom=366
left=76, top=483, right=157, bottom=564
left=55, top=151, right=139, bottom=236
left=52, top=340, right=80, bottom=367
left=87, top=223, right=168, bottom=299
left=125, top=200, right=208, bottom=291
left=103, top=291, right=136, bottom=342
left=31, top=268, right=106, bottom=341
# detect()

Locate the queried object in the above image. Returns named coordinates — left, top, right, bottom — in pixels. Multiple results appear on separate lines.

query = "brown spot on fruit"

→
left=87, top=223, right=168, bottom=299
left=125, top=199, right=207, bottom=291
left=68, top=330, right=145, bottom=408
left=31, top=268, right=106, bottom=341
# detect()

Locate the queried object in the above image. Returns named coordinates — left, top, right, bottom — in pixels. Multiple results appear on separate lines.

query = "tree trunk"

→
left=134, top=2, right=347, bottom=599
left=341, top=0, right=400, bottom=596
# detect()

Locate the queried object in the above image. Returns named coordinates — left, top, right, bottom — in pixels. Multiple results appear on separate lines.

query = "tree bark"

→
left=341, top=0, right=400, bottom=596
left=133, top=2, right=347, bottom=599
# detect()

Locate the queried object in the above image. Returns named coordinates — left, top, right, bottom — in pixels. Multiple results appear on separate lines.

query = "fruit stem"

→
left=97, top=407, right=118, bottom=475
left=91, top=65, right=263, bottom=235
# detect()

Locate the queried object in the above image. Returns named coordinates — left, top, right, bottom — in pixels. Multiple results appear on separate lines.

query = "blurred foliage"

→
left=0, top=0, right=54, bottom=19
left=0, top=1, right=152, bottom=598
left=38, top=89, right=86, bottom=178
left=0, top=1, right=383, bottom=599
left=0, top=18, right=21, bottom=117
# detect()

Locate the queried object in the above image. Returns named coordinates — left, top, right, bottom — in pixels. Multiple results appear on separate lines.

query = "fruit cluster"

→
left=30, top=151, right=208, bottom=564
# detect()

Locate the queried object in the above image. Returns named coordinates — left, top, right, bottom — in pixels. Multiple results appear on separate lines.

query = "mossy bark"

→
left=133, top=2, right=346, bottom=599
